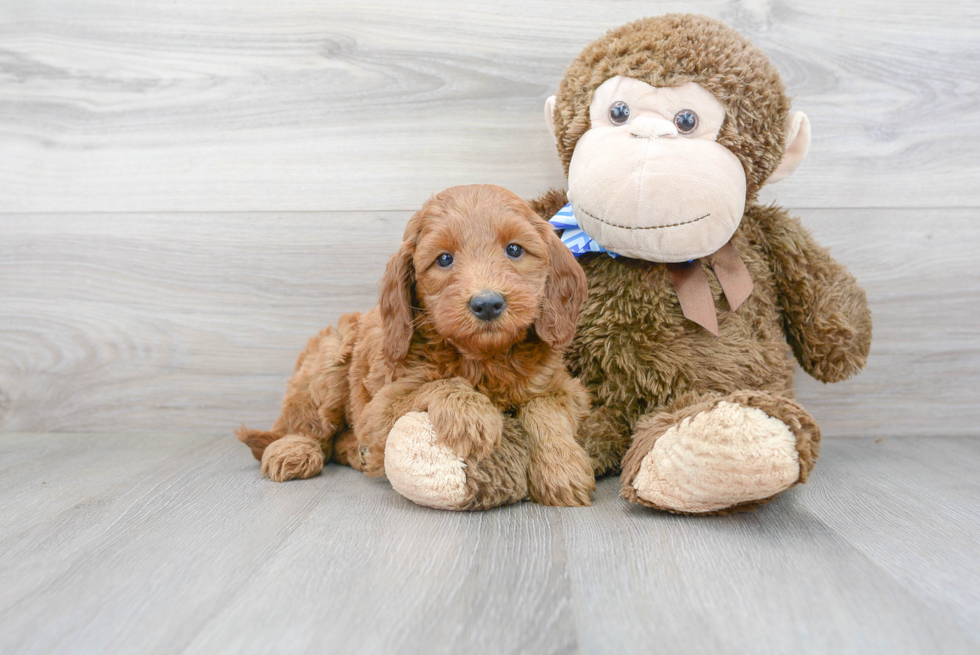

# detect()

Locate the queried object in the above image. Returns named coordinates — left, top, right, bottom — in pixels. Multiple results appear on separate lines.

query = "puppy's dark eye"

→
left=505, top=243, right=524, bottom=258
left=609, top=101, right=630, bottom=125
left=674, top=110, right=699, bottom=134
left=436, top=253, right=454, bottom=268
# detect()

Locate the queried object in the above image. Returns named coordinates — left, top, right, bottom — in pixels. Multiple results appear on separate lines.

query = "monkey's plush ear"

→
left=379, top=242, right=416, bottom=366
left=544, top=95, right=558, bottom=140
left=536, top=224, right=588, bottom=351
left=768, top=111, right=811, bottom=184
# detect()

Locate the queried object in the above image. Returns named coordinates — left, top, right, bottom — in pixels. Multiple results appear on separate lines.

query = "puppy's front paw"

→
left=357, top=440, right=387, bottom=477
left=529, top=440, right=596, bottom=507
left=261, top=434, right=324, bottom=482
left=428, top=392, right=503, bottom=461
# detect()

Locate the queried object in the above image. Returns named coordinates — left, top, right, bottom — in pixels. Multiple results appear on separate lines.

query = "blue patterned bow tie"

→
left=548, top=203, right=618, bottom=258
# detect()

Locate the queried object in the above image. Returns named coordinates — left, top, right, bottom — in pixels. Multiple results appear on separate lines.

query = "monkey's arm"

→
left=758, top=207, right=872, bottom=383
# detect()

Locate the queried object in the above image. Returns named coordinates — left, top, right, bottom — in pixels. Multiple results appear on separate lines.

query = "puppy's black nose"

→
left=469, top=291, right=506, bottom=321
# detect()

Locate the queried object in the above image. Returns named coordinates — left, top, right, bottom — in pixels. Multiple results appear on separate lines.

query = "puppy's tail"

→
left=236, top=426, right=284, bottom=461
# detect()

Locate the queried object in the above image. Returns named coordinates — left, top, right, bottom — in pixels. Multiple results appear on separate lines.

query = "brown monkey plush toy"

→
left=526, top=14, right=873, bottom=513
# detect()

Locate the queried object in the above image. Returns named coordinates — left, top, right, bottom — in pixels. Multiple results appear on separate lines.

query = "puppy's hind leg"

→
left=240, top=313, right=360, bottom=482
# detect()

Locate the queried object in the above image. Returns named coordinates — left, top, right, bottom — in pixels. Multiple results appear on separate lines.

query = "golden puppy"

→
left=238, top=184, right=594, bottom=508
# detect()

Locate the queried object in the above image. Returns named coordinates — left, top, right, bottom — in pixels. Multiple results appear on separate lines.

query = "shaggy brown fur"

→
left=238, top=184, right=595, bottom=507
left=530, top=14, right=872, bottom=513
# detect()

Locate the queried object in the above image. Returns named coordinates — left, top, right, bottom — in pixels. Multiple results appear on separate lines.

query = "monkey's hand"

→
left=761, top=208, right=872, bottom=383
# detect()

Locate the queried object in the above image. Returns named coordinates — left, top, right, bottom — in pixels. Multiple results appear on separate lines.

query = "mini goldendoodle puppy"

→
left=237, top=184, right=595, bottom=509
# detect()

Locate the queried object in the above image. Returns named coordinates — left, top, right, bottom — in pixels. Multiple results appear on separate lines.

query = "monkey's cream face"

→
left=565, top=76, right=747, bottom=262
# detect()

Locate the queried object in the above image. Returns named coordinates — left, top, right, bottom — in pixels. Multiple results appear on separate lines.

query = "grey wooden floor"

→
left=0, top=433, right=977, bottom=655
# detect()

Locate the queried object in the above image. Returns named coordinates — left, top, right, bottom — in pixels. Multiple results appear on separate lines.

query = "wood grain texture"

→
left=801, top=438, right=980, bottom=641
left=1, top=0, right=978, bottom=212
left=558, top=452, right=980, bottom=654
left=794, top=207, right=980, bottom=436
left=0, top=211, right=404, bottom=434
left=0, top=433, right=978, bottom=654
left=2, top=208, right=978, bottom=437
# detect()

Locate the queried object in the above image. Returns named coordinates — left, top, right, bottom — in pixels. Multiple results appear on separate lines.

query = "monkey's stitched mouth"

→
left=578, top=206, right=710, bottom=231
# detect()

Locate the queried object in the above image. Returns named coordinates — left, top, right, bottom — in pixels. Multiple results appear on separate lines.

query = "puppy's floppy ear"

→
left=379, top=237, right=417, bottom=367
left=535, top=220, right=588, bottom=351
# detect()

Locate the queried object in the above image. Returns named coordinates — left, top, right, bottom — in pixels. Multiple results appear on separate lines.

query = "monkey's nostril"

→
left=630, top=118, right=678, bottom=139
left=469, top=291, right=506, bottom=321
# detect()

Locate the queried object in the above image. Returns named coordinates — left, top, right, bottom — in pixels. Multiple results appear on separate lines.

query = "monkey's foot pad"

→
left=631, top=401, right=800, bottom=513
left=384, top=411, right=470, bottom=510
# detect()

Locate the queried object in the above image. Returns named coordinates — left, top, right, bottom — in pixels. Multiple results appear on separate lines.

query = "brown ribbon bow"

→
left=665, top=241, right=754, bottom=336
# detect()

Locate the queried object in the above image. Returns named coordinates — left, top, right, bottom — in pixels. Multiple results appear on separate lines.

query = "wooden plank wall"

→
left=2, top=0, right=978, bottom=437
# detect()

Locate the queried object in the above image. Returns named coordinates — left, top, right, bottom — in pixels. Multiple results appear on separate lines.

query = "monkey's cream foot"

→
left=261, top=434, right=324, bottom=482
left=384, top=412, right=531, bottom=511
left=384, top=412, right=471, bottom=510
left=621, top=393, right=820, bottom=513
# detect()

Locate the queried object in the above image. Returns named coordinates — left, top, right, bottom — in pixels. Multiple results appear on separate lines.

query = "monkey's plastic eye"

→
left=505, top=243, right=524, bottom=258
left=436, top=253, right=454, bottom=268
left=674, top=110, right=699, bottom=134
left=609, top=101, right=630, bottom=125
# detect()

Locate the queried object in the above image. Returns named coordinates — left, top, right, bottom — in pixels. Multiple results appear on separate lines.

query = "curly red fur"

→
left=237, top=184, right=594, bottom=507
